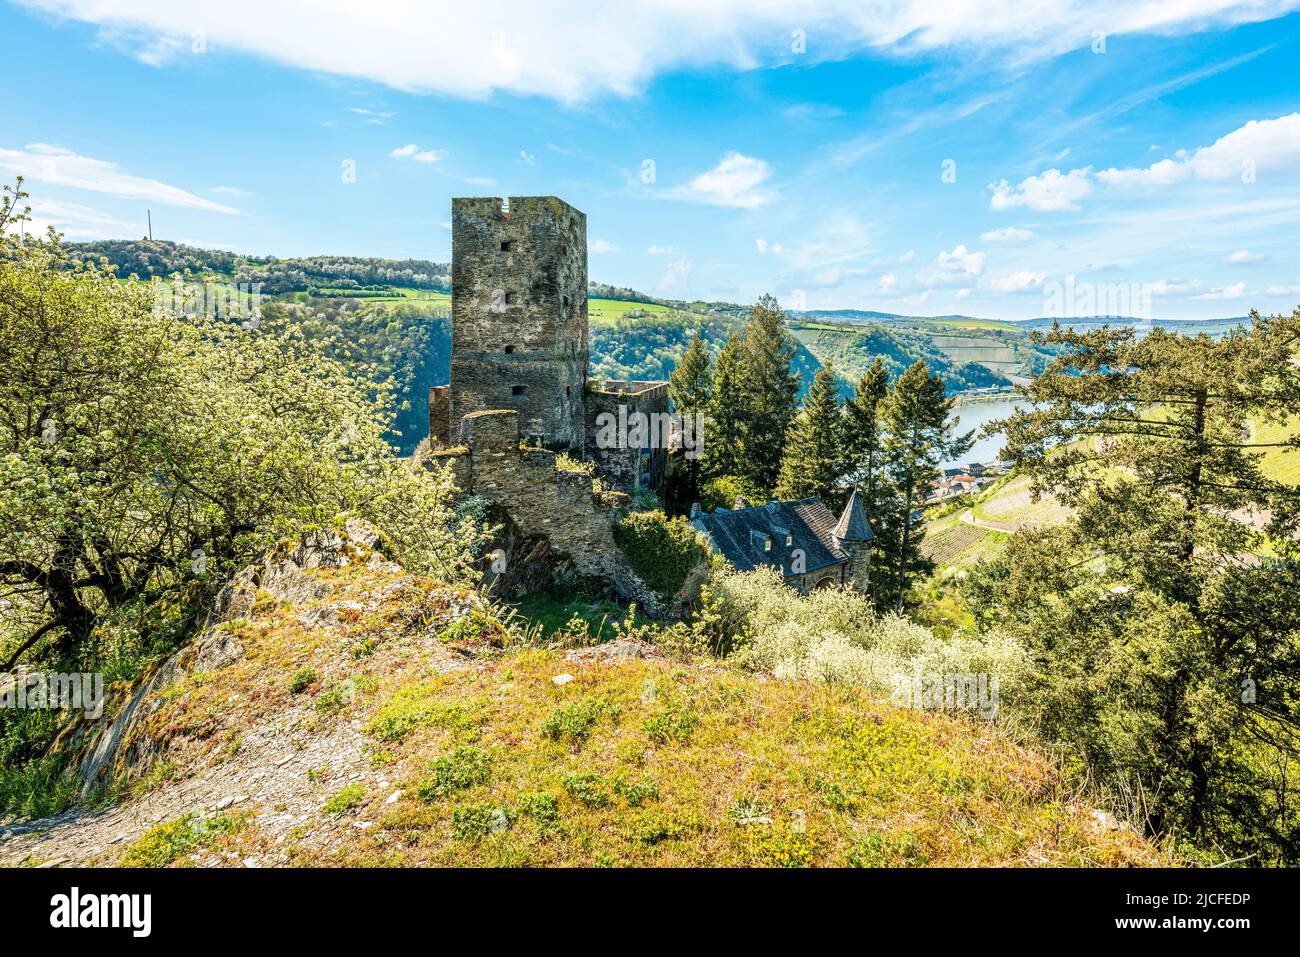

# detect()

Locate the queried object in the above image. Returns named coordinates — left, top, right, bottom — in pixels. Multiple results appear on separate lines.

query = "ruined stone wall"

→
left=428, top=385, right=452, bottom=447
left=449, top=197, right=587, bottom=451
left=585, top=380, right=670, bottom=498
left=433, top=410, right=659, bottom=610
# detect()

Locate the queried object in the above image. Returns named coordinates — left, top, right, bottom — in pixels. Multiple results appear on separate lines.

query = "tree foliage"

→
left=970, top=315, right=1300, bottom=861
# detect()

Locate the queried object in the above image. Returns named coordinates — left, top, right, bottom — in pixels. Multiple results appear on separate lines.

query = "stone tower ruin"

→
left=444, top=196, right=588, bottom=451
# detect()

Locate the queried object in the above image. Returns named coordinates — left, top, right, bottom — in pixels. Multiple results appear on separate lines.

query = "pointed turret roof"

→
left=832, top=490, right=873, bottom=542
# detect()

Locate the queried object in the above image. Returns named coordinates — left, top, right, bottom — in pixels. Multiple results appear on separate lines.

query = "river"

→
left=941, top=395, right=1027, bottom=470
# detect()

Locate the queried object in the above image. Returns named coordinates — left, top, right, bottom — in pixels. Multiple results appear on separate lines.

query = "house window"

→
left=504, top=291, right=515, bottom=305
left=785, top=532, right=793, bottom=547
left=763, top=537, right=772, bottom=552
left=512, top=385, right=527, bottom=396
left=504, top=344, right=515, bottom=354
left=500, top=240, right=513, bottom=252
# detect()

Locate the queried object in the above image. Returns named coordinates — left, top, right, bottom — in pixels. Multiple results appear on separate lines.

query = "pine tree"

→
left=669, top=329, right=712, bottom=415
left=703, top=332, right=747, bottom=480
left=842, top=358, right=894, bottom=600
left=775, top=363, right=844, bottom=508
left=879, top=361, right=971, bottom=609
left=737, top=294, right=800, bottom=491
left=667, top=330, right=713, bottom=508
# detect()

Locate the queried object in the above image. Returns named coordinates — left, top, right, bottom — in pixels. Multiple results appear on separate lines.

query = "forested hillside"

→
left=69, top=239, right=1054, bottom=453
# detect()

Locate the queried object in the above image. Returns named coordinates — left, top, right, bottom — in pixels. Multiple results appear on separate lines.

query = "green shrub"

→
left=613, top=776, right=661, bottom=807
left=699, top=474, right=767, bottom=512
left=542, top=697, right=616, bottom=744
left=417, top=746, right=492, bottom=801
left=120, top=813, right=242, bottom=867
left=561, top=771, right=611, bottom=806
left=612, top=511, right=707, bottom=598
left=323, top=783, right=365, bottom=815
left=516, top=790, right=560, bottom=825
left=289, top=667, right=317, bottom=694
left=451, top=802, right=511, bottom=840
left=643, top=705, right=698, bottom=745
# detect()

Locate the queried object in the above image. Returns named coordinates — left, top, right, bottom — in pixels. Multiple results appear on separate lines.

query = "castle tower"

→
left=448, top=196, right=588, bottom=451
left=832, top=489, right=874, bottom=594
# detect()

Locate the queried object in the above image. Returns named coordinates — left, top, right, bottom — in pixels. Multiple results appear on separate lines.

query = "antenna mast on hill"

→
left=147, top=209, right=153, bottom=241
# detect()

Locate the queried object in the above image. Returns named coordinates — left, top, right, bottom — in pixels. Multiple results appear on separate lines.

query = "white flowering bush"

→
left=705, top=567, right=1027, bottom=699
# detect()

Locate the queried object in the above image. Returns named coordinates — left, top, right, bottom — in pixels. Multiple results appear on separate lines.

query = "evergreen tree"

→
left=703, top=332, right=747, bottom=481
left=775, top=364, right=844, bottom=508
left=842, top=358, right=894, bottom=601
left=880, top=361, right=971, bottom=609
left=738, top=294, right=800, bottom=491
left=667, top=330, right=713, bottom=509
left=668, top=329, right=712, bottom=415
left=966, top=314, right=1300, bottom=858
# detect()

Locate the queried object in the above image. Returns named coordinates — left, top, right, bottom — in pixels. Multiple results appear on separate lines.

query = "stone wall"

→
left=428, top=384, right=451, bottom=447
left=425, top=409, right=662, bottom=612
left=585, top=379, right=670, bottom=498
left=449, top=196, right=587, bottom=451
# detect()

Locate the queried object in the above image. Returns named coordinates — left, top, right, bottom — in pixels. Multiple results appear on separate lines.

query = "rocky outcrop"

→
left=73, top=520, right=393, bottom=795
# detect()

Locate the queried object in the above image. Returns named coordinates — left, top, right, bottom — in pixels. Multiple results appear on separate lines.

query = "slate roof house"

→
left=691, top=491, right=873, bottom=594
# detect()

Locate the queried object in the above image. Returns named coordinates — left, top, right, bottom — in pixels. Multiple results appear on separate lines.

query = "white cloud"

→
left=981, top=226, right=1035, bottom=242
left=658, top=258, right=693, bottom=294
left=899, top=249, right=914, bottom=263
left=878, top=273, right=898, bottom=293
left=390, top=143, right=445, bottom=163
left=464, top=176, right=496, bottom=186
left=1225, top=249, right=1265, bottom=263
left=0, top=143, right=237, bottom=213
left=520, top=149, right=536, bottom=165
left=212, top=185, right=249, bottom=197
left=936, top=243, right=986, bottom=276
left=12, top=197, right=145, bottom=239
left=589, top=238, right=620, bottom=253
left=1265, top=284, right=1300, bottom=295
left=1147, top=279, right=1203, bottom=296
left=810, top=267, right=843, bottom=287
left=25, top=1, right=1298, bottom=103
left=755, top=237, right=783, bottom=254
left=647, top=244, right=674, bottom=255
left=671, top=152, right=772, bottom=209
left=350, top=107, right=395, bottom=124
left=987, top=270, right=1046, bottom=292
left=989, top=167, right=1093, bottom=212
left=1098, top=113, right=1300, bottom=187
left=1193, top=281, right=1246, bottom=300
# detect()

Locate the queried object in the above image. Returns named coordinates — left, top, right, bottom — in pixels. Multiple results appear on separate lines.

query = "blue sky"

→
left=3, top=1, right=1300, bottom=319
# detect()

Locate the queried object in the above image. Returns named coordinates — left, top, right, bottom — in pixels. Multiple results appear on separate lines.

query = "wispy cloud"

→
left=28, top=0, right=1290, bottom=102
left=0, top=143, right=238, bottom=213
